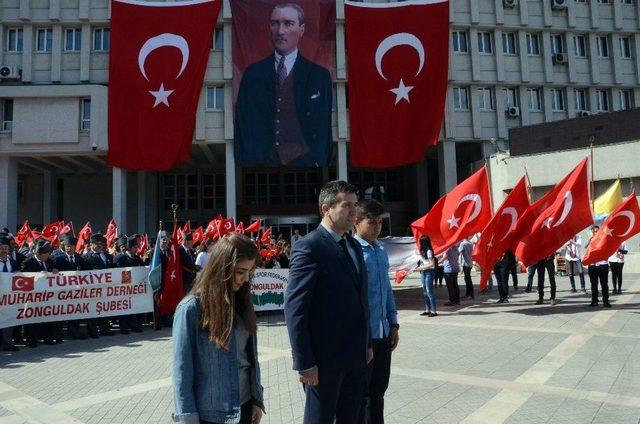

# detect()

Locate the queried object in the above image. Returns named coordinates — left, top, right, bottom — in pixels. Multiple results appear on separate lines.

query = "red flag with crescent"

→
left=15, top=220, right=32, bottom=248
left=582, top=191, right=640, bottom=265
left=137, top=234, right=149, bottom=259
left=105, top=218, right=118, bottom=249
left=260, top=227, right=273, bottom=245
left=472, top=177, right=530, bottom=290
left=161, top=224, right=185, bottom=315
left=244, top=220, right=261, bottom=234
left=411, top=167, right=491, bottom=255
left=41, top=221, right=64, bottom=243
left=107, top=0, right=222, bottom=171
left=191, top=226, right=204, bottom=246
left=60, top=221, right=75, bottom=237
left=514, top=158, right=593, bottom=267
left=345, top=0, right=449, bottom=168
left=204, top=219, right=219, bottom=240
left=76, top=222, right=93, bottom=253
left=219, top=218, right=235, bottom=237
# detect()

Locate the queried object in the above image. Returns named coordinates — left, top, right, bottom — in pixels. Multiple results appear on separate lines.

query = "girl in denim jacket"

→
left=173, top=234, right=265, bottom=424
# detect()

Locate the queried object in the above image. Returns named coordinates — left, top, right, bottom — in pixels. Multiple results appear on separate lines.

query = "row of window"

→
left=1, top=98, right=90, bottom=131
left=453, top=30, right=633, bottom=59
left=6, top=27, right=224, bottom=53
left=452, top=86, right=634, bottom=113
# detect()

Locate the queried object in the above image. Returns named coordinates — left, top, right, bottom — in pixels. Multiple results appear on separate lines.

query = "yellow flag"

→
left=594, top=179, right=622, bottom=215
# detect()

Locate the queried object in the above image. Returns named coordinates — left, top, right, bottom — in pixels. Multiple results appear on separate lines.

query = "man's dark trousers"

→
left=588, top=264, right=610, bottom=305
left=363, top=337, right=392, bottom=424
left=537, top=259, right=556, bottom=300
left=462, top=266, right=474, bottom=298
left=304, top=366, right=367, bottom=424
left=444, top=272, right=460, bottom=303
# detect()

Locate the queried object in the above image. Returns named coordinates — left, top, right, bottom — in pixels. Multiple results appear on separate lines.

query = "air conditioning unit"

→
left=551, top=0, right=567, bottom=10
left=552, top=52, right=567, bottom=64
left=506, top=106, right=520, bottom=118
left=578, top=111, right=591, bottom=117
left=503, top=0, right=518, bottom=8
left=0, top=65, right=21, bottom=80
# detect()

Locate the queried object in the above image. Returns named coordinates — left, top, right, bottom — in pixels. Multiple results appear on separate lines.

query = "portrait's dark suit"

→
left=284, top=225, right=370, bottom=423
left=234, top=53, right=332, bottom=166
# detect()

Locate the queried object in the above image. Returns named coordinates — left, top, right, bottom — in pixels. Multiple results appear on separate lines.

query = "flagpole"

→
left=171, top=203, right=179, bottom=233
left=484, top=159, right=495, bottom=215
left=523, top=165, right=533, bottom=203
left=589, top=141, right=595, bottom=212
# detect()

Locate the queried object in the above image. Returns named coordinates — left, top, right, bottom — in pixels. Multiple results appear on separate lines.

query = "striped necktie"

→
left=277, top=55, right=287, bottom=87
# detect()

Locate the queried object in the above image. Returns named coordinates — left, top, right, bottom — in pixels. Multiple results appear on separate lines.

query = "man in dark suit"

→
left=234, top=3, right=332, bottom=166
left=83, top=234, right=115, bottom=337
left=285, top=180, right=371, bottom=423
left=54, top=236, right=90, bottom=339
left=114, top=236, right=145, bottom=333
left=0, top=237, right=20, bottom=351
left=22, top=241, right=58, bottom=347
left=178, top=234, right=197, bottom=293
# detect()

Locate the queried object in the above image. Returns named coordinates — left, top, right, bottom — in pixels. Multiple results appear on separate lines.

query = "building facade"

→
left=1, top=0, right=639, bottom=237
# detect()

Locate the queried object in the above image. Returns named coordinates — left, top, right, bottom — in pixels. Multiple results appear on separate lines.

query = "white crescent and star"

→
left=447, top=193, right=482, bottom=230
left=606, top=210, right=635, bottom=237
left=13, top=277, right=31, bottom=290
left=499, top=207, right=518, bottom=242
left=374, top=32, right=425, bottom=105
left=542, top=191, right=573, bottom=229
left=137, top=33, right=190, bottom=108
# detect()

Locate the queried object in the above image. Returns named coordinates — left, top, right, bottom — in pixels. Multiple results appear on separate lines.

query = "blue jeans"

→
left=567, top=260, right=585, bottom=289
left=421, top=270, right=436, bottom=312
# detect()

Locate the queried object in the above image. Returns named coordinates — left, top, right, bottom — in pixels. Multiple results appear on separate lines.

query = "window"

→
left=551, top=34, right=564, bottom=54
left=574, top=89, right=588, bottom=111
left=527, top=88, right=542, bottom=111
left=453, top=87, right=469, bottom=110
left=619, top=37, right=631, bottom=58
left=201, top=173, right=226, bottom=210
left=245, top=170, right=322, bottom=205
left=2, top=99, right=13, bottom=131
left=619, top=90, right=633, bottom=110
left=36, top=28, right=52, bottom=52
left=526, top=33, right=540, bottom=55
left=452, top=31, right=468, bottom=53
left=597, top=36, right=609, bottom=58
left=478, top=88, right=493, bottom=110
left=551, top=88, right=565, bottom=111
left=573, top=35, right=587, bottom=57
left=6, top=28, right=23, bottom=52
left=621, top=0, right=634, bottom=4
left=477, top=32, right=492, bottom=54
left=502, top=32, right=517, bottom=55
left=503, top=88, right=518, bottom=108
left=65, top=28, right=81, bottom=51
left=597, top=0, right=611, bottom=3
left=596, top=90, right=609, bottom=112
left=81, top=98, right=91, bottom=130
left=212, top=27, right=223, bottom=51
left=206, top=86, right=224, bottom=110
left=348, top=169, right=402, bottom=203
left=163, top=174, right=199, bottom=211
left=93, top=28, right=110, bottom=51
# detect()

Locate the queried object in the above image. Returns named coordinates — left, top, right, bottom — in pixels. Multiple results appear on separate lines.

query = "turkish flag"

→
left=12, top=276, right=35, bottom=292
left=177, top=220, right=191, bottom=245
left=105, top=219, right=118, bottom=249
left=161, top=225, right=185, bottom=315
left=219, top=218, right=235, bottom=237
left=260, top=227, right=273, bottom=245
left=514, top=158, right=593, bottom=266
left=191, top=226, right=204, bottom=246
left=345, top=0, right=449, bottom=168
left=60, top=221, right=75, bottom=237
left=244, top=220, right=261, bottom=234
left=41, top=221, right=64, bottom=242
left=75, top=222, right=93, bottom=253
left=107, top=0, right=221, bottom=171
left=412, top=167, right=491, bottom=255
left=204, top=219, right=220, bottom=240
left=394, top=268, right=411, bottom=285
left=472, top=177, right=530, bottom=290
left=235, top=222, right=244, bottom=234
left=137, top=234, right=149, bottom=259
left=582, top=192, right=640, bottom=265
left=15, top=220, right=32, bottom=248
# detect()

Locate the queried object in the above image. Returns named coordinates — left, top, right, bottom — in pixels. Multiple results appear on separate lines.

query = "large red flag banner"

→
left=412, top=167, right=491, bottom=255
left=582, top=192, right=640, bottom=265
left=514, top=158, right=593, bottom=266
left=345, top=0, right=449, bottom=168
left=161, top=225, right=185, bottom=315
left=472, top=177, right=530, bottom=290
left=107, top=0, right=221, bottom=171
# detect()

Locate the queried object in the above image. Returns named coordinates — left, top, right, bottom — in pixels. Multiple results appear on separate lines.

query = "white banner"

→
left=251, top=268, right=288, bottom=311
left=0, top=267, right=154, bottom=329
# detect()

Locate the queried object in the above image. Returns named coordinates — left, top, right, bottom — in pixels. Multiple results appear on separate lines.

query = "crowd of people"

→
left=414, top=227, right=629, bottom=317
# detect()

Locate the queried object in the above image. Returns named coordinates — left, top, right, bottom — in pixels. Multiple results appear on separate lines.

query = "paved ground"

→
left=1, top=272, right=640, bottom=423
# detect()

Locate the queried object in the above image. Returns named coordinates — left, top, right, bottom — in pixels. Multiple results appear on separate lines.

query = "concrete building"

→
left=1, top=0, right=640, bottom=237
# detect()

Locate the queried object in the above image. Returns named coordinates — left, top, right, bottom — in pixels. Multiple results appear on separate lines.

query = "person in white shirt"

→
left=564, top=235, right=586, bottom=293
left=195, top=238, right=215, bottom=275
left=608, top=242, right=628, bottom=295
left=585, top=226, right=611, bottom=308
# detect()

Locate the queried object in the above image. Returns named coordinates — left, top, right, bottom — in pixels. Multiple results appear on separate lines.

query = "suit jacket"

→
left=21, top=256, right=54, bottom=272
left=54, top=253, right=88, bottom=271
left=83, top=251, right=114, bottom=270
left=10, top=251, right=25, bottom=269
left=179, top=245, right=196, bottom=284
left=284, top=225, right=369, bottom=372
left=0, top=257, right=18, bottom=273
left=234, top=53, right=332, bottom=166
left=114, top=252, right=144, bottom=267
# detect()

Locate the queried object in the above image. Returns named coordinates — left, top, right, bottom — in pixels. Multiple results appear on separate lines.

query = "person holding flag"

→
left=585, top=226, right=611, bottom=308
left=564, top=235, right=586, bottom=293
left=416, top=236, right=437, bottom=317
left=609, top=242, right=628, bottom=295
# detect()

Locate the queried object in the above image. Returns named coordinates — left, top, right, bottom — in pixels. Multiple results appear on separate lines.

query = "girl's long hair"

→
left=419, top=235, right=433, bottom=258
left=190, top=233, right=259, bottom=349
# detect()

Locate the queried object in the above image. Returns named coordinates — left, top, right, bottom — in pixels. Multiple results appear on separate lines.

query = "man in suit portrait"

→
left=234, top=2, right=332, bottom=166
left=284, top=180, right=371, bottom=423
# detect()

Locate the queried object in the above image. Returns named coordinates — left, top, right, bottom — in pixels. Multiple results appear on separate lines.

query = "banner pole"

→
left=590, top=142, right=595, bottom=212
left=523, top=165, right=533, bottom=204
left=484, top=159, right=495, bottom=215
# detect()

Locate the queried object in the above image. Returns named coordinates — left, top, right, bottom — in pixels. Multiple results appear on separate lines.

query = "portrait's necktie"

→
left=277, top=55, right=287, bottom=87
